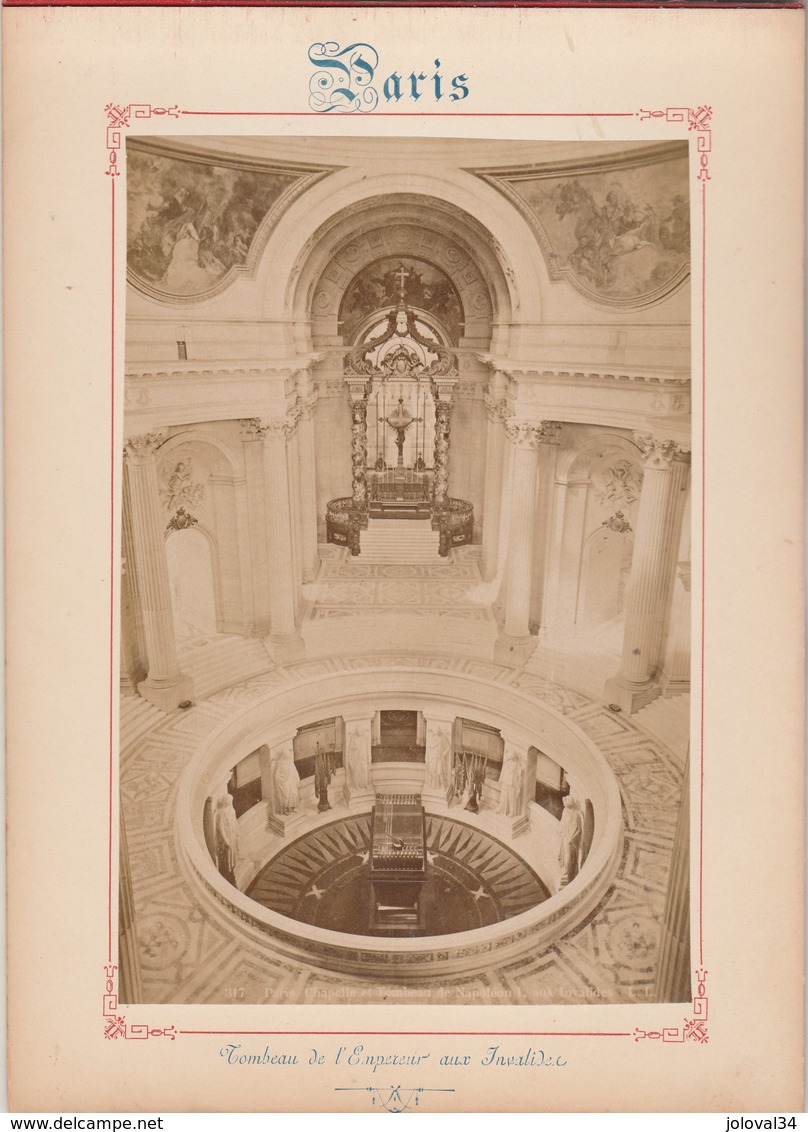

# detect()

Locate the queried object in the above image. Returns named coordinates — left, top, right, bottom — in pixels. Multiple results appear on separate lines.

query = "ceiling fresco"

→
left=339, top=256, right=464, bottom=344
left=126, top=145, right=335, bottom=301
left=475, top=146, right=690, bottom=307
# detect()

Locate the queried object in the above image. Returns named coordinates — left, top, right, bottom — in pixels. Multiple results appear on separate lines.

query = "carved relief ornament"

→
left=634, top=434, right=690, bottom=469
left=123, top=431, right=166, bottom=462
left=505, top=420, right=562, bottom=449
left=484, top=392, right=514, bottom=425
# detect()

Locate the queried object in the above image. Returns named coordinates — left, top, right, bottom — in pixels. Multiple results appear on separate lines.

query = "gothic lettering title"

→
left=308, top=41, right=470, bottom=113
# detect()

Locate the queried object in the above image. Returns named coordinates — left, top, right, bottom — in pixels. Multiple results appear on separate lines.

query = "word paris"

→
left=308, top=41, right=470, bottom=113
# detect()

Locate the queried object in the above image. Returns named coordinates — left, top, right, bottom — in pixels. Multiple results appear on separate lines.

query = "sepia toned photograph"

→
left=119, top=134, right=693, bottom=1010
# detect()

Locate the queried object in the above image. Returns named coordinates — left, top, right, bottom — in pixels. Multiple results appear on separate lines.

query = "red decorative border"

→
left=106, top=103, right=181, bottom=176
left=634, top=970, right=709, bottom=1044
left=103, top=966, right=177, bottom=1041
left=108, top=101, right=709, bottom=1046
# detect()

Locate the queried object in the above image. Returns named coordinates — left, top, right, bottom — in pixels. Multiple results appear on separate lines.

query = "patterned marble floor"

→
left=303, top=557, right=496, bottom=623
left=121, top=650, right=687, bottom=1008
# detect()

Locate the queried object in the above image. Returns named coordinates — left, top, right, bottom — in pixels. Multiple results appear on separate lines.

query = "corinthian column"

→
left=261, top=415, right=305, bottom=662
left=123, top=432, right=194, bottom=712
left=346, top=380, right=370, bottom=507
left=295, top=368, right=320, bottom=583
left=530, top=422, right=562, bottom=633
left=605, top=436, right=690, bottom=713
left=480, top=372, right=511, bottom=582
left=495, top=420, right=554, bottom=666
left=240, top=419, right=272, bottom=636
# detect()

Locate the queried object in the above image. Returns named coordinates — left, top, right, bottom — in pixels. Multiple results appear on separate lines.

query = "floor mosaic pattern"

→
left=121, top=650, right=687, bottom=1006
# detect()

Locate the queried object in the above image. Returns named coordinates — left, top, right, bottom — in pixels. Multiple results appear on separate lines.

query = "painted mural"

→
left=339, top=257, right=464, bottom=344
left=127, top=148, right=306, bottom=298
left=488, top=151, right=689, bottom=303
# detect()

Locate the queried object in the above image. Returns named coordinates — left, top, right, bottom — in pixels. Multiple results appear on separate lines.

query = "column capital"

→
left=240, top=412, right=298, bottom=442
left=431, top=377, right=457, bottom=404
left=123, top=431, right=166, bottom=463
left=484, top=392, right=514, bottom=425
left=297, top=390, right=319, bottom=421
left=505, top=419, right=562, bottom=449
left=634, top=433, right=690, bottom=469
left=345, top=377, right=371, bottom=402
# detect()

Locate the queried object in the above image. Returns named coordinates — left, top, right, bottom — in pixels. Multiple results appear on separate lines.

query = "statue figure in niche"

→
left=558, top=794, right=585, bottom=887
left=213, top=793, right=239, bottom=886
left=346, top=724, right=370, bottom=789
left=497, top=744, right=525, bottom=817
left=424, top=723, right=451, bottom=791
left=273, top=742, right=300, bottom=814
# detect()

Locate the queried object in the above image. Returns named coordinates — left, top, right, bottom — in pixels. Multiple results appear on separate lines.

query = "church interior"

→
left=119, top=134, right=693, bottom=1007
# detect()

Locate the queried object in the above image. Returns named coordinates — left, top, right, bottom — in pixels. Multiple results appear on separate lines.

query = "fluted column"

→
left=346, top=380, right=370, bottom=507
left=120, top=471, right=147, bottom=694
left=605, top=436, right=689, bottom=713
left=495, top=420, right=554, bottom=666
left=123, top=432, right=193, bottom=712
left=296, top=369, right=320, bottom=583
left=480, top=372, right=511, bottom=582
left=261, top=415, right=305, bottom=661
left=342, top=715, right=375, bottom=808
left=240, top=419, right=272, bottom=636
left=661, top=563, right=692, bottom=694
left=422, top=711, right=455, bottom=808
left=432, top=384, right=455, bottom=506
left=655, top=751, right=691, bottom=1001
left=529, top=422, right=562, bottom=633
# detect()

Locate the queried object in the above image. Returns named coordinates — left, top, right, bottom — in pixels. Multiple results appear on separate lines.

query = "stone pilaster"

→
left=296, top=369, right=320, bottom=583
left=529, top=422, right=562, bottom=634
left=495, top=420, right=556, bottom=666
left=123, top=432, right=194, bottom=712
left=239, top=419, right=273, bottom=636
left=120, top=471, right=147, bottom=695
left=605, top=436, right=690, bottom=713
left=480, top=372, right=512, bottom=582
left=260, top=415, right=305, bottom=661
left=342, top=715, right=375, bottom=809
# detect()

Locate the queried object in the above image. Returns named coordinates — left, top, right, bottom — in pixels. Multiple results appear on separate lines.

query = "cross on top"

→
left=394, top=263, right=410, bottom=296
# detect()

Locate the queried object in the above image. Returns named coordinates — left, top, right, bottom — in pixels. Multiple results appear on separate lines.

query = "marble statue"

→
left=496, top=744, right=525, bottom=817
left=558, top=794, right=585, bottom=886
left=273, top=742, right=300, bottom=814
left=213, top=793, right=239, bottom=885
left=346, top=724, right=370, bottom=789
left=424, top=723, right=451, bottom=791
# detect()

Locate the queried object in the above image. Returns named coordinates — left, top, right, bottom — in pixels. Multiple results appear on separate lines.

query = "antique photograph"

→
left=118, top=134, right=692, bottom=1009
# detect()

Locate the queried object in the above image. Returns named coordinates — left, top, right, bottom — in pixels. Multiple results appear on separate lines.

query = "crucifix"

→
left=381, top=394, right=422, bottom=467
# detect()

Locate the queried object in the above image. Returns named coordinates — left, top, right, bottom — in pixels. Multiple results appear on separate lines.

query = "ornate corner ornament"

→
left=634, top=969, right=709, bottom=1044
left=639, top=105, right=712, bottom=182
left=103, top=965, right=177, bottom=1042
left=123, top=431, right=166, bottom=462
left=505, top=419, right=562, bottom=449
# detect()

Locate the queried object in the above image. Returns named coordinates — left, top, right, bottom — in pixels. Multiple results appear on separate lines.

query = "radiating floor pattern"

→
left=121, top=648, right=688, bottom=1008
left=246, top=813, right=550, bottom=935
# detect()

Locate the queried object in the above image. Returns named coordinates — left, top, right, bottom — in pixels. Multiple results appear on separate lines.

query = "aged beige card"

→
left=3, top=3, right=804, bottom=1113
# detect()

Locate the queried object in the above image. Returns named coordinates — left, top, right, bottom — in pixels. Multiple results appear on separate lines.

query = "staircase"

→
left=358, top=519, right=443, bottom=564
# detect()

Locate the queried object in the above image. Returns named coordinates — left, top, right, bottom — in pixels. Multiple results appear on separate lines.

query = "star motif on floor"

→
left=470, top=886, right=492, bottom=902
left=426, top=850, right=437, bottom=864
left=305, top=884, right=325, bottom=900
left=356, top=850, right=370, bottom=864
